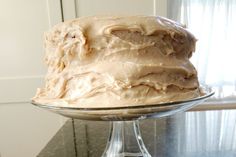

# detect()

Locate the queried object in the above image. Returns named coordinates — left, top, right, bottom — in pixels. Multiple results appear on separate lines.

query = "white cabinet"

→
left=75, top=0, right=155, bottom=17
left=0, top=1, right=65, bottom=157
left=0, top=0, right=62, bottom=103
left=62, top=0, right=167, bottom=20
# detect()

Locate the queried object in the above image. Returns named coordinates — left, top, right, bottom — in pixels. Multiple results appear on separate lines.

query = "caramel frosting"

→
left=33, top=15, right=200, bottom=108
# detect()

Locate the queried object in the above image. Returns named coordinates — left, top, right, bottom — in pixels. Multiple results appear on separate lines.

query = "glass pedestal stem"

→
left=102, top=121, right=151, bottom=157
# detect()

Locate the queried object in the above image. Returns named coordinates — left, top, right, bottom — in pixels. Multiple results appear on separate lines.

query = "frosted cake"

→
left=33, top=15, right=201, bottom=108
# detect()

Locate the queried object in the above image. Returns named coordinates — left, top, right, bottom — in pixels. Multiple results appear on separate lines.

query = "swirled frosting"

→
left=32, top=15, right=201, bottom=108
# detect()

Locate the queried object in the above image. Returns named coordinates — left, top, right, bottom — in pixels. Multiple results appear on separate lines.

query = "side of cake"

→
left=33, top=15, right=200, bottom=108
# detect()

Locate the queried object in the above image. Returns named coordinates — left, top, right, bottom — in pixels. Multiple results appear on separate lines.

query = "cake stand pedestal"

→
left=102, top=121, right=151, bottom=157
left=32, top=85, right=213, bottom=157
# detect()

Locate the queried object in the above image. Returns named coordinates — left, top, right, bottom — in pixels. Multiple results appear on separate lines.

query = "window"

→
left=168, top=0, right=236, bottom=104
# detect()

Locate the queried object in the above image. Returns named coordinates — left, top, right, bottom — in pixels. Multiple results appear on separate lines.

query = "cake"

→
left=32, top=15, right=201, bottom=108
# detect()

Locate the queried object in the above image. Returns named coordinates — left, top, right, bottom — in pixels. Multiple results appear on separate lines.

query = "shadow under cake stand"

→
left=32, top=85, right=214, bottom=157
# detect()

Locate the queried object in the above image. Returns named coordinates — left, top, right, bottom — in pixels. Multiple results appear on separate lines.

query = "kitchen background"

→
left=0, top=0, right=235, bottom=157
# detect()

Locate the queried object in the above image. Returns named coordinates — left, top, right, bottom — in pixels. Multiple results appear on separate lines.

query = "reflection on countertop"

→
left=38, top=110, right=236, bottom=157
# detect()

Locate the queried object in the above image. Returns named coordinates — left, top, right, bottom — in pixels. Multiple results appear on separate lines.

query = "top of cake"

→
left=33, top=15, right=200, bottom=108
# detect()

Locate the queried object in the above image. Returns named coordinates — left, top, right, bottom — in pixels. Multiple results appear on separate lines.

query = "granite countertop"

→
left=37, top=109, right=236, bottom=157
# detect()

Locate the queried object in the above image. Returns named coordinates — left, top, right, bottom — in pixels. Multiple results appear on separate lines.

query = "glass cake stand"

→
left=32, top=85, right=214, bottom=157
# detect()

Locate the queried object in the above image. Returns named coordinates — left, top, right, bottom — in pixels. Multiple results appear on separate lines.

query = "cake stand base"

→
left=102, top=121, right=151, bottom=157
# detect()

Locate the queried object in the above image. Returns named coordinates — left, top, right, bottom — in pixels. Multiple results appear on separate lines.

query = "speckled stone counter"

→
left=37, top=110, right=236, bottom=157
